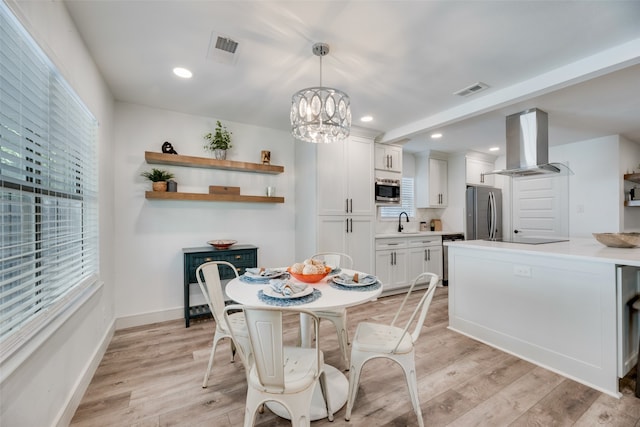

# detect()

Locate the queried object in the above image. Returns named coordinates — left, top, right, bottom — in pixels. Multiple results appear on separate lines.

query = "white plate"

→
left=263, top=286, right=314, bottom=300
left=245, top=269, right=285, bottom=279
left=332, top=274, right=377, bottom=287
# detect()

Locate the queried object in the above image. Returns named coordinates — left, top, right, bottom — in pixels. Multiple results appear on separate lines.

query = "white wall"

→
left=552, top=135, right=637, bottom=237
left=113, top=103, right=296, bottom=324
left=0, top=1, right=115, bottom=426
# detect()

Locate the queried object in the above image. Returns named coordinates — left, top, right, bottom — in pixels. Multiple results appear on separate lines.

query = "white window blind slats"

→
left=0, top=1, right=98, bottom=344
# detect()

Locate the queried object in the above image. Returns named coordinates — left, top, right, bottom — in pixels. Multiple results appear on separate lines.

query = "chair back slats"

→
left=196, top=261, right=239, bottom=330
left=391, top=272, right=440, bottom=353
left=244, top=308, right=285, bottom=391
left=311, top=252, right=354, bottom=270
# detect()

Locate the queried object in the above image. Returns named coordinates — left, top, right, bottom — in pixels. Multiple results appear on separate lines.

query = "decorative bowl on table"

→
left=287, top=265, right=332, bottom=283
left=592, top=233, right=640, bottom=248
left=207, top=239, right=237, bottom=250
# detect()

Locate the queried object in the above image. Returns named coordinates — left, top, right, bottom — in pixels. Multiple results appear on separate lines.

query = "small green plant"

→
left=204, top=120, right=232, bottom=151
left=140, top=168, right=174, bottom=182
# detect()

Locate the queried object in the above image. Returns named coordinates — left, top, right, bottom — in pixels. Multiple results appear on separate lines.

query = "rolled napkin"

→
left=337, top=273, right=375, bottom=285
left=246, top=267, right=278, bottom=277
left=269, top=279, right=308, bottom=296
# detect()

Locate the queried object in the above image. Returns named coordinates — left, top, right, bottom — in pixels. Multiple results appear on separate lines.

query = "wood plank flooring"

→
left=71, top=287, right=640, bottom=426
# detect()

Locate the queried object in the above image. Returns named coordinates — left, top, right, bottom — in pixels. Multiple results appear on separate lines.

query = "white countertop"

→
left=445, top=238, right=640, bottom=267
left=375, top=230, right=464, bottom=239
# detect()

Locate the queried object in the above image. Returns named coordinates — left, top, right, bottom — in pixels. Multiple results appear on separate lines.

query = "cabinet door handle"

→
left=345, top=198, right=349, bottom=213
left=346, top=218, right=349, bottom=233
left=390, top=252, right=394, bottom=266
left=428, top=249, right=431, bottom=261
left=350, top=218, right=353, bottom=233
left=480, top=173, right=485, bottom=183
left=424, top=249, right=427, bottom=261
left=390, top=155, right=393, bottom=169
left=350, top=198, right=353, bottom=213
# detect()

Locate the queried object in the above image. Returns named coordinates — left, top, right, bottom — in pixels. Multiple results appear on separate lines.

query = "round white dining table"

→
left=225, top=268, right=382, bottom=421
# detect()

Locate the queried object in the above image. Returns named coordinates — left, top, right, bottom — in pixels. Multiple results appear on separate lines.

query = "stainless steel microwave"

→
left=375, top=177, right=401, bottom=203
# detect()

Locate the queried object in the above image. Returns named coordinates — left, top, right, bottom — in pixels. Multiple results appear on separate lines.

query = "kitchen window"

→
left=0, top=2, right=98, bottom=349
left=379, top=177, right=415, bottom=218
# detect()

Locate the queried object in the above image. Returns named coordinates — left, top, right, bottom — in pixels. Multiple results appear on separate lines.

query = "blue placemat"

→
left=257, top=288, right=322, bottom=306
left=240, top=272, right=290, bottom=284
left=329, top=280, right=382, bottom=292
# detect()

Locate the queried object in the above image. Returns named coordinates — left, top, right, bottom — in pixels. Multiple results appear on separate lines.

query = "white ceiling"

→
left=63, top=0, right=640, bottom=155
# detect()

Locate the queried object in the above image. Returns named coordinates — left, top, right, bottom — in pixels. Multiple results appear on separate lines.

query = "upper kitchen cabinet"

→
left=466, top=156, right=495, bottom=187
left=317, top=136, right=374, bottom=216
left=375, top=143, right=402, bottom=173
left=416, top=154, right=448, bottom=208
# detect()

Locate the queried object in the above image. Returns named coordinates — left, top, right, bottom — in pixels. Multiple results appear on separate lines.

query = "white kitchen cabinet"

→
left=466, top=157, right=495, bottom=187
left=407, top=236, right=443, bottom=281
left=318, top=215, right=375, bottom=273
left=375, top=239, right=409, bottom=291
left=416, top=155, right=448, bottom=208
left=374, top=143, right=402, bottom=173
left=317, top=136, right=374, bottom=216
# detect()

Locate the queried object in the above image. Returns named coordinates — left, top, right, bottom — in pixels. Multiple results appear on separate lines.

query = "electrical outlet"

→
left=514, top=265, right=532, bottom=277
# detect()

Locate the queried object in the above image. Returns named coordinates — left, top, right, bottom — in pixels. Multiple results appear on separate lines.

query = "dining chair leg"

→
left=398, top=352, right=424, bottom=427
left=318, top=370, right=334, bottom=421
left=202, top=332, right=224, bottom=388
left=345, top=356, right=365, bottom=421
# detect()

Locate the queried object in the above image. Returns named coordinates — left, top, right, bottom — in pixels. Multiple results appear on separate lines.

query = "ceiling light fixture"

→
left=431, top=133, right=443, bottom=139
left=291, top=43, right=351, bottom=143
left=173, top=67, right=192, bottom=79
left=360, top=115, right=373, bottom=123
left=489, top=147, right=500, bottom=152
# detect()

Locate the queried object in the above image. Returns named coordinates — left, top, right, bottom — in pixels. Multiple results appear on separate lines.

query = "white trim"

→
left=54, top=318, right=115, bottom=427
left=0, top=279, right=104, bottom=381
left=115, top=307, right=183, bottom=330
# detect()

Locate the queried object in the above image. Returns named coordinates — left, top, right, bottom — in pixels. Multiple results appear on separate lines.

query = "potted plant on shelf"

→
left=203, top=120, right=232, bottom=160
left=141, top=168, right=175, bottom=192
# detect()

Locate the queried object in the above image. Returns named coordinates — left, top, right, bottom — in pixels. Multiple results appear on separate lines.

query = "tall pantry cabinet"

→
left=295, top=131, right=376, bottom=273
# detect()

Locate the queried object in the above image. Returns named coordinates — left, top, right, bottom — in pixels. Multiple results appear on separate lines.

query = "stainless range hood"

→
left=489, top=108, right=571, bottom=177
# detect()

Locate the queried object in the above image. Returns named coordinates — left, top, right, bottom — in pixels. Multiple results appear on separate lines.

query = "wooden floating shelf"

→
left=145, top=191, right=285, bottom=204
left=624, top=173, right=640, bottom=184
left=145, top=151, right=284, bottom=174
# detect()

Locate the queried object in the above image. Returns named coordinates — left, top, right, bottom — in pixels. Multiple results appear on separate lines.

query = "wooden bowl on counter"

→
left=592, top=233, right=640, bottom=248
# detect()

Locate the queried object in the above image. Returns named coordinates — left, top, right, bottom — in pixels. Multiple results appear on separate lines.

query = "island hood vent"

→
left=489, top=108, right=571, bottom=177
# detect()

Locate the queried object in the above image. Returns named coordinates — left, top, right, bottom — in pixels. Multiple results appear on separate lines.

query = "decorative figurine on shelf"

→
left=162, top=141, right=178, bottom=154
left=261, top=150, right=271, bottom=165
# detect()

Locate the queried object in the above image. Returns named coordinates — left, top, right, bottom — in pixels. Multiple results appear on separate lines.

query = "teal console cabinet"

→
left=182, top=244, right=258, bottom=327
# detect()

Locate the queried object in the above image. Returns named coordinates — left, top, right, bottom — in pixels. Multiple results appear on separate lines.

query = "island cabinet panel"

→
left=448, top=246, right=619, bottom=396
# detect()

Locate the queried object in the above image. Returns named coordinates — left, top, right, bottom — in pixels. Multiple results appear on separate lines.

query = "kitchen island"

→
left=445, top=238, right=640, bottom=397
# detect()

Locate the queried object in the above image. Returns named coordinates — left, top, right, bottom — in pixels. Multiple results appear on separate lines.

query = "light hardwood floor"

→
left=71, top=287, right=640, bottom=426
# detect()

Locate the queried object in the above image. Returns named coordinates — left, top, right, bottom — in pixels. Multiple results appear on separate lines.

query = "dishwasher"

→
left=442, top=233, right=465, bottom=285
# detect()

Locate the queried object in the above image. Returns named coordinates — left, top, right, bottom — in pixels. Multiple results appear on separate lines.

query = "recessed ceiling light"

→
left=430, top=133, right=442, bottom=139
left=360, top=116, right=373, bottom=122
left=489, top=147, right=500, bottom=152
left=173, top=67, right=193, bottom=78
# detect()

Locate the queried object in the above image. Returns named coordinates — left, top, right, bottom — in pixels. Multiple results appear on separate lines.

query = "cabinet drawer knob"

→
left=235, top=255, right=241, bottom=259
left=204, top=257, right=212, bottom=262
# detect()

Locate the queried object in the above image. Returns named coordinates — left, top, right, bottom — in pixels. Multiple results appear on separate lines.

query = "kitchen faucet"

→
left=398, top=211, right=409, bottom=232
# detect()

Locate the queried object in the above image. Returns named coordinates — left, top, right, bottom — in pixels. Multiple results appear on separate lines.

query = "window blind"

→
left=0, top=1, right=98, bottom=344
left=379, top=177, right=415, bottom=218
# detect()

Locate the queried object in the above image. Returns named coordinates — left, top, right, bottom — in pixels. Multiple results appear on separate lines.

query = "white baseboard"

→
left=115, top=307, right=183, bottom=330
left=55, top=319, right=115, bottom=427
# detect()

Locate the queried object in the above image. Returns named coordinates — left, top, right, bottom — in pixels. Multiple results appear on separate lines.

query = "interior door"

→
left=511, top=174, right=569, bottom=238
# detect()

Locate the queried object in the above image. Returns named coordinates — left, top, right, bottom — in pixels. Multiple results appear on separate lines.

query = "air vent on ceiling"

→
left=207, top=32, right=239, bottom=64
left=453, top=81, right=490, bottom=97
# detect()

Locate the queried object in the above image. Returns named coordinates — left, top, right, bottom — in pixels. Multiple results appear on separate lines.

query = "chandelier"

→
left=291, top=43, right=351, bottom=143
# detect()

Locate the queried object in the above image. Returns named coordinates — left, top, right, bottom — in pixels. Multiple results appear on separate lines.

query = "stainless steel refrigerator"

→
left=466, top=186, right=502, bottom=240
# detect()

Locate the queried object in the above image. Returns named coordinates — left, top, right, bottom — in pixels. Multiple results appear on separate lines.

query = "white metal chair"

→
left=345, top=272, right=440, bottom=427
left=196, top=261, right=250, bottom=388
left=311, top=252, right=353, bottom=369
left=225, top=305, right=334, bottom=427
